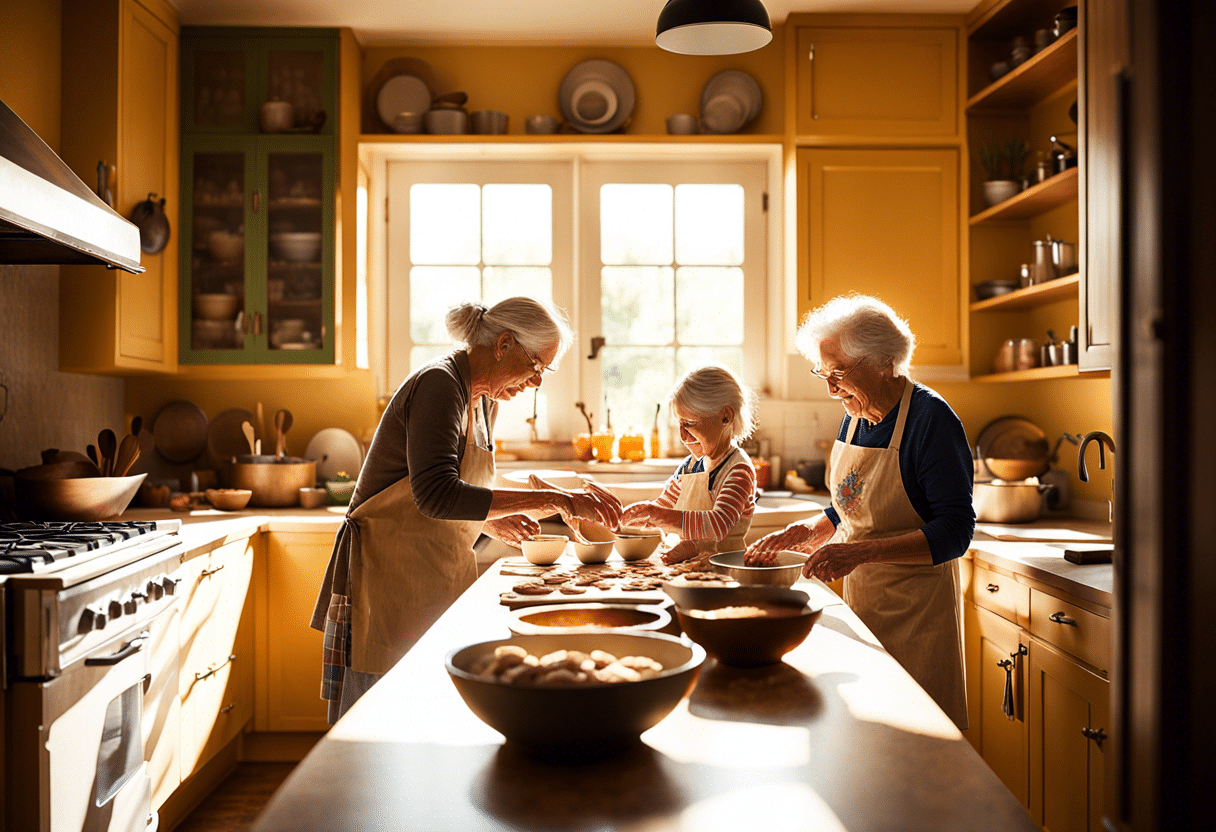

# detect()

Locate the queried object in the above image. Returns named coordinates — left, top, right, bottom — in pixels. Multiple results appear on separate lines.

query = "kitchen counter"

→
left=124, top=506, right=344, bottom=557
left=969, top=518, right=1113, bottom=608
left=249, top=562, right=1038, bottom=832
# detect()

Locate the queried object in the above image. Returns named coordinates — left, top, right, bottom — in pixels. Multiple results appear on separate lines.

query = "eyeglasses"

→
left=517, top=340, right=555, bottom=377
left=811, top=357, right=864, bottom=383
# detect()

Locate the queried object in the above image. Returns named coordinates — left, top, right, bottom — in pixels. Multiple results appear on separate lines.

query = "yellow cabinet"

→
left=179, top=537, right=255, bottom=778
left=58, top=0, right=179, bottom=375
left=793, top=24, right=958, bottom=138
left=142, top=595, right=180, bottom=812
left=972, top=604, right=1030, bottom=806
left=255, top=531, right=333, bottom=732
left=797, top=147, right=962, bottom=367
left=1027, top=637, right=1109, bottom=832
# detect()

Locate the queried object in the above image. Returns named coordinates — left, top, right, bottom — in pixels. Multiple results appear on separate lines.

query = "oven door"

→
left=9, top=626, right=155, bottom=832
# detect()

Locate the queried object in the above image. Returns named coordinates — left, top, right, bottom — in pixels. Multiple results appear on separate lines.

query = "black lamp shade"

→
left=655, top=0, right=773, bottom=55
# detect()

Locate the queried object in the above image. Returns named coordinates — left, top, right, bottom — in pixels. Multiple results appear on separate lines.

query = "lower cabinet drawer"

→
left=1028, top=588, right=1110, bottom=672
left=972, top=563, right=1030, bottom=627
left=181, top=650, right=253, bottom=778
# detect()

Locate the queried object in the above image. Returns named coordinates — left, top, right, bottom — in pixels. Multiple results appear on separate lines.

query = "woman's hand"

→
left=482, top=514, right=540, bottom=548
left=567, top=488, right=623, bottom=531
left=621, top=502, right=656, bottom=528
left=661, top=540, right=699, bottom=565
left=803, top=541, right=872, bottom=582
left=744, top=524, right=815, bottom=566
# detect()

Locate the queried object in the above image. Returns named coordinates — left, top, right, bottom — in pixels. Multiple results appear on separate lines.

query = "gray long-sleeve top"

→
left=349, top=351, right=493, bottom=521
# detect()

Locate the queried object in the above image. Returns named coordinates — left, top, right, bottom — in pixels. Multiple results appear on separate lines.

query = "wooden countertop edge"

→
left=966, top=541, right=1112, bottom=611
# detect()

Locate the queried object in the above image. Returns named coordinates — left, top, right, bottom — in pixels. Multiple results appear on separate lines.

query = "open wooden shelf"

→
left=967, top=0, right=1073, bottom=39
left=971, top=364, right=1109, bottom=382
left=360, top=133, right=785, bottom=144
left=971, top=274, right=1079, bottom=311
left=967, top=29, right=1078, bottom=111
left=970, top=167, right=1078, bottom=223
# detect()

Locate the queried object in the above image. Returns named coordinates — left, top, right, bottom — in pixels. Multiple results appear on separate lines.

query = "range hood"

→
left=0, top=97, right=142, bottom=273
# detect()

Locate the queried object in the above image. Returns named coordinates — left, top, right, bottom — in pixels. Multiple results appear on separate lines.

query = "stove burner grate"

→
left=0, top=520, right=162, bottom=573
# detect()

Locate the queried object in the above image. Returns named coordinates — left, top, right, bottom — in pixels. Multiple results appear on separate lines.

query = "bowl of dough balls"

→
left=445, top=631, right=704, bottom=754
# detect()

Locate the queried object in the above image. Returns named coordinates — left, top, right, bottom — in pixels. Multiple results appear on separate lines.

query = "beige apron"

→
left=829, top=380, right=968, bottom=729
left=346, top=399, right=496, bottom=674
left=674, top=447, right=752, bottom=556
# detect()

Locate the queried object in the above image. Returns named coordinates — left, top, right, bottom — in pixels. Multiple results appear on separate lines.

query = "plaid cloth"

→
left=320, top=592, right=351, bottom=702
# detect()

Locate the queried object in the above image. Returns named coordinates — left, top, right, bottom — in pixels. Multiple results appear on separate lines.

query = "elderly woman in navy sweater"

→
left=746, top=295, right=974, bottom=729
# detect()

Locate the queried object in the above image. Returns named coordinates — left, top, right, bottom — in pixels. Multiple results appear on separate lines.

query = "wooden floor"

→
left=174, top=763, right=295, bottom=832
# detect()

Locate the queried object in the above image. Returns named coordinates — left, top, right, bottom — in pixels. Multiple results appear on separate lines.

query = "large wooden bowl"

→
left=663, top=583, right=823, bottom=667
left=15, top=474, right=145, bottom=521
left=446, top=631, right=703, bottom=753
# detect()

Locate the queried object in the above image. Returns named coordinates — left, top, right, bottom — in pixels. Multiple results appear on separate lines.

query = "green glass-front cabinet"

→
left=179, top=28, right=337, bottom=364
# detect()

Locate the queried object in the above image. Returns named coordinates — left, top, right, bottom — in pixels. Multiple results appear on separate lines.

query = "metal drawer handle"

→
left=986, top=583, right=1000, bottom=593
left=1081, top=726, right=1107, bottom=748
left=200, top=563, right=226, bottom=578
left=195, top=653, right=237, bottom=681
left=1049, top=611, right=1077, bottom=626
left=86, top=631, right=149, bottom=666
left=220, top=703, right=235, bottom=714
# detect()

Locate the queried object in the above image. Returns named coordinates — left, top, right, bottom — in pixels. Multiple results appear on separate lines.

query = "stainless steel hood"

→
left=0, top=97, right=142, bottom=273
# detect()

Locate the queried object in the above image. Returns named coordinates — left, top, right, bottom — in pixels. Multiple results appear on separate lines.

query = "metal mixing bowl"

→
left=709, top=550, right=808, bottom=587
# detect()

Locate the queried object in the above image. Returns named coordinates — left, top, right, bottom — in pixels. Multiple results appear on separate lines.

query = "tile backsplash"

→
left=0, top=265, right=124, bottom=470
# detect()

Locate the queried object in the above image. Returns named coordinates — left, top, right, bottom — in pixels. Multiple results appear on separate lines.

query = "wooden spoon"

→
left=98, top=429, right=117, bottom=477
left=275, top=409, right=293, bottom=457
left=241, top=421, right=256, bottom=455
left=114, top=434, right=140, bottom=477
left=131, top=415, right=142, bottom=437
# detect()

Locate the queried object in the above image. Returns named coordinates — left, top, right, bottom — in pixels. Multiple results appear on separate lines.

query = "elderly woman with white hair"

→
left=746, top=295, right=974, bottom=729
left=312, top=297, right=622, bottom=721
left=621, top=365, right=758, bottom=565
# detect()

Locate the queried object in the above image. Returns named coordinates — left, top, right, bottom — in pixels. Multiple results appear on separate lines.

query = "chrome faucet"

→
left=1078, top=431, right=1116, bottom=521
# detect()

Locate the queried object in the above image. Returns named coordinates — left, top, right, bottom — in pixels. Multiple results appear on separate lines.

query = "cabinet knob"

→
left=1048, top=611, right=1077, bottom=626
left=986, top=583, right=1000, bottom=593
left=220, top=703, right=235, bottom=714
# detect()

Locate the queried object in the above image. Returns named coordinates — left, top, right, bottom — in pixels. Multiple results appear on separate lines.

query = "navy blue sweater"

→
left=822, top=383, right=975, bottom=564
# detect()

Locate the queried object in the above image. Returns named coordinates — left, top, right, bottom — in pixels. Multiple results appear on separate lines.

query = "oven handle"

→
left=84, top=631, right=149, bottom=666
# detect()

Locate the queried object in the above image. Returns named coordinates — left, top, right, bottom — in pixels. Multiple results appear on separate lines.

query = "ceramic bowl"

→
left=663, top=584, right=823, bottom=668
left=259, top=100, right=294, bottom=133
left=324, top=478, right=356, bottom=505
left=470, top=110, right=509, bottom=134
left=424, top=108, right=469, bottom=134
left=507, top=603, right=674, bottom=636
left=709, top=550, right=808, bottom=587
left=614, top=531, right=661, bottom=561
left=298, top=487, right=327, bottom=509
left=521, top=534, right=568, bottom=565
left=572, top=539, right=614, bottom=564
left=269, top=232, right=321, bottom=263
left=391, top=111, right=425, bottom=133
left=525, top=115, right=560, bottom=134
left=192, top=293, right=241, bottom=321
left=207, top=230, right=244, bottom=263
left=205, top=488, right=253, bottom=511
left=665, top=114, right=699, bottom=135
left=446, top=631, right=704, bottom=753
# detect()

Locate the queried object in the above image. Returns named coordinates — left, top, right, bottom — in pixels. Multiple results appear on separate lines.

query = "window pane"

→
left=602, top=267, right=674, bottom=345
left=601, top=184, right=673, bottom=265
left=411, top=344, right=451, bottom=371
left=601, top=346, right=676, bottom=436
left=675, top=184, right=745, bottom=265
left=410, top=184, right=479, bottom=265
left=484, top=267, right=552, bottom=306
left=676, top=267, right=744, bottom=345
left=676, top=346, right=744, bottom=379
left=410, top=266, right=479, bottom=343
left=483, top=184, right=551, bottom=265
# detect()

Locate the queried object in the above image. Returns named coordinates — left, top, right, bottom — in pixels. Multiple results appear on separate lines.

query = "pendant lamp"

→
left=655, top=0, right=773, bottom=55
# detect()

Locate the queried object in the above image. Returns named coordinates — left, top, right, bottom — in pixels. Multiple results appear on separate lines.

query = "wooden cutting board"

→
left=974, top=523, right=1112, bottom=543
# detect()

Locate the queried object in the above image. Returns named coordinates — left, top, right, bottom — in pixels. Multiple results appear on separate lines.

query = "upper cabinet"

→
left=58, top=0, right=180, bottom=375
left=1078, top=0, right=1128, bottom=371
left=793, top=23, right=958, bottom=138
left=798, top=147, right=963, bottom=367
left=179, top=28, right=338, bottom=365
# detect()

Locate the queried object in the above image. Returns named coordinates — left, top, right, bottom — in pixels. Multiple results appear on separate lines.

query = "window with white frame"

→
left=381, top=153, right=768, bottom=443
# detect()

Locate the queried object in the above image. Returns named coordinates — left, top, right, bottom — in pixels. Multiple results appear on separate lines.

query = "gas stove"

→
left=0, top=519, right=181, bottom=576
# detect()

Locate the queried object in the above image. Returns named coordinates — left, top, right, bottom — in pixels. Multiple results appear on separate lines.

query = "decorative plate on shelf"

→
left=976, top=416, right=1049, bottom=461
left=305, top=427, right=364, bottom=481
left=559, top=59, right=636, bottom=134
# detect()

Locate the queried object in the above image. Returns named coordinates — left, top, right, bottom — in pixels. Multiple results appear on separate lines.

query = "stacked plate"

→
left=559, top=59, right=636, bottom=134
left=700, top=70, right=763, bottom=134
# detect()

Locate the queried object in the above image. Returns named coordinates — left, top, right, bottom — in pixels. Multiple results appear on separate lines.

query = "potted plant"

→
left=979, top=138, right=1029, bottom=206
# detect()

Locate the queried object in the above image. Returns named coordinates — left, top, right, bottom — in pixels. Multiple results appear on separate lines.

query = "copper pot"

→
left=228, top=458, right=315, bottom=507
